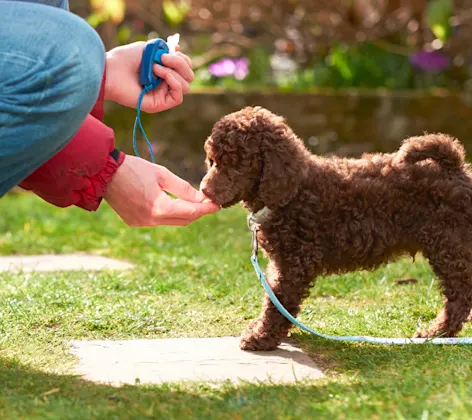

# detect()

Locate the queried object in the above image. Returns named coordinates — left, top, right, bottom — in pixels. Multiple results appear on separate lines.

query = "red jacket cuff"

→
left=19, top=114, right=125, bottom=211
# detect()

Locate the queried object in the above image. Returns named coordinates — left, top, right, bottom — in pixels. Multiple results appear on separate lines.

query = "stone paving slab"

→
left=70, top=337, right=324, bottom=386
left=0, top=253, right=133, bottom=273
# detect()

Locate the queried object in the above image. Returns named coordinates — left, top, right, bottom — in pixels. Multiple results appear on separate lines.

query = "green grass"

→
left=1, top=193, right=472, bottom=419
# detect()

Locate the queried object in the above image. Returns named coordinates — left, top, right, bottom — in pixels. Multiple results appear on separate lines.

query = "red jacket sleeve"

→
left=89, top=65, right=107, bottom=122
left=19, top=67, right=126, bottom=212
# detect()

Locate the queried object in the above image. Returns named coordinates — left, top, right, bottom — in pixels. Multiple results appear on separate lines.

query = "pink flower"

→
left=209, top=58, right=249, bottom=80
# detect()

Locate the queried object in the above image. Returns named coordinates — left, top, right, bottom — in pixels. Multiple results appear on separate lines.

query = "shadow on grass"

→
left=1, top=357, right=226, bottom=419
left=3, top=337, right=472, bottom=419
left=296, top=331, right=472, bottom=379
left=0, top=356, right=360, bottom=420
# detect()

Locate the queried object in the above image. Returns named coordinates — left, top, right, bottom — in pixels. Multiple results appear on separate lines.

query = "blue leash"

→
left=133, top=86, right=155, bottom=163
left=248, top=217, right=472, bottom=345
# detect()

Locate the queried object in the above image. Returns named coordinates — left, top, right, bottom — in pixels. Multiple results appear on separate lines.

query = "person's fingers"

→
left=152, top=217, right=193, bottom=226
left=160, top=54, right=194, bottom=82
left=142, top=70, right=183, bottom=111
left=157, top=165, right=207, bottom=202
left=165, top=73, right=184, bottom=106
left=161, top=72, right=183, bottom=108
left=154, top=197, right=219, bottom=221
left=140, top=66, right=188, bottom=112
left=176, top=51, right=192, bottom=69
left=153, top=64, right=190, bottom=94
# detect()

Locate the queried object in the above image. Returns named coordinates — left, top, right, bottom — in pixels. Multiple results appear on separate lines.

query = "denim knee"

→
left=0, top=2, right=106, bottom=117
left=19, top=0, right=70, bottom=10
left=66, top=15, right=106, bottom=116
left=0, top=2, right=108, bottom=193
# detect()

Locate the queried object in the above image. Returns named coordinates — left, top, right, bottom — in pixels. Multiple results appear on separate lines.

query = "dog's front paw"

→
left=413, top=329, right=435, bottom=339
left=239, top=319, right=280, bottom=351
left=413, top=326, right=457, bottom=339
left=239, top=333, right=280, bottom=351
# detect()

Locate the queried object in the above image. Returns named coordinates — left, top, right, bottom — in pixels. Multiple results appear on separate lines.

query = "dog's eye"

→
left=209, top=159, right=215, bottom=167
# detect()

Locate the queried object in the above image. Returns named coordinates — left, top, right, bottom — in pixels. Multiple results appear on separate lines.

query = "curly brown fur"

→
left=200, top=106, right=472, bottom=351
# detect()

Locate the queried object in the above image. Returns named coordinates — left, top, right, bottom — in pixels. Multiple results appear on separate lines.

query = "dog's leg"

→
left=240, top=261, right=313, bottom=351
left=415, top=240, right=472, bottom=338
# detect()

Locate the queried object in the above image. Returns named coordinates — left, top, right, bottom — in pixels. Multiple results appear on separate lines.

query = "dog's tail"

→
left=399, top=134, right=465, bottom=170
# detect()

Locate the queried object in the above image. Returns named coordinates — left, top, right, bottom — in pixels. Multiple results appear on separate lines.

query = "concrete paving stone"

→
left=0, top=253, right=134, bottom=273
left=70, top=336, right=324, bottom=386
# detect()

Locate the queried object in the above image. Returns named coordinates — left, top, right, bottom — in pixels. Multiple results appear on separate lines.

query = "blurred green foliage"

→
left=83, top=0, right=471, bottom=91
left=427, top=0, right=453, bottom=42
left=192, top=42, right=466, bottom=91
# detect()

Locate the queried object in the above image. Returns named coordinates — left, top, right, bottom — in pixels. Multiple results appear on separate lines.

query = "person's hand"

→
left=104, top=155, right=220, bottom=227
left=104, top=41, right=194, bottom=113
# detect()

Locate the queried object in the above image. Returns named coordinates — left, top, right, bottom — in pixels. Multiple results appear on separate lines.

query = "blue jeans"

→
left=0, top=0, right=105, bottom=196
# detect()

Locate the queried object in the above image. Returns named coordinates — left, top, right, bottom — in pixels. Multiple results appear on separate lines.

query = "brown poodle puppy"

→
left=200, top=106, right=472, bottom=351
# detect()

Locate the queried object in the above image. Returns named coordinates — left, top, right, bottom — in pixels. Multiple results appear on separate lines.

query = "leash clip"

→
left=247, top=215, right=259, bottom=256
left=251, top=228, right=259, bottom=256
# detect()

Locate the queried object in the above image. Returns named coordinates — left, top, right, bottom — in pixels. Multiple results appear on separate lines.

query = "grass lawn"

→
left=1, top=192, right=472, bottom=419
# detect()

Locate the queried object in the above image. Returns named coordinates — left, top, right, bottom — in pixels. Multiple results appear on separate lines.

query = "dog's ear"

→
left=258, top=126, right=308, bottom=209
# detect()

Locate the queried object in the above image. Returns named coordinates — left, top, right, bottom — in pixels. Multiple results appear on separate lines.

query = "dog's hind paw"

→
left=413, top=327, right=458, bottom=339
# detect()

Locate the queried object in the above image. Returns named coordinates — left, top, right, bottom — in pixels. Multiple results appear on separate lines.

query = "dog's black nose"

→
left=201, top=186, right=214, bottom=198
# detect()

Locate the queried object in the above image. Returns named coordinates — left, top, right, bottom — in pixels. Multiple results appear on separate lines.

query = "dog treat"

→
left=167, top=33, right=180, bottom=55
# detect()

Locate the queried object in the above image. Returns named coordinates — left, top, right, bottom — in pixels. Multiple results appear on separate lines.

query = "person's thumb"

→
left=157, top=165, right=207, bottom=203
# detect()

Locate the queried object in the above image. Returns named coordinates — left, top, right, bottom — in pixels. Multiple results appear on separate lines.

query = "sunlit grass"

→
left=1, top=193, right=472, bottom=419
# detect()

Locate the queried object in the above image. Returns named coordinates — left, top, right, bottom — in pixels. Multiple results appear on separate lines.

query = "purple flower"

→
left=409, top=51, right=450, bottom=72
left=209, top=57, right=249, bottom=80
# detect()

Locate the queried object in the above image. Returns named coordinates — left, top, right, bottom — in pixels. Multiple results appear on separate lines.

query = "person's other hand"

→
left=104, top=156, right=220, bottom=227
left=104, top=41, right=194, bottom=113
